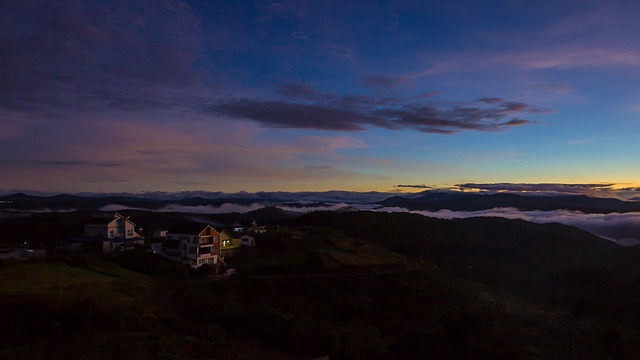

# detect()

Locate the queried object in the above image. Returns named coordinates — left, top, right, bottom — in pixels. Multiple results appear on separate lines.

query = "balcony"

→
left=198, top=236, right=214, bottom=246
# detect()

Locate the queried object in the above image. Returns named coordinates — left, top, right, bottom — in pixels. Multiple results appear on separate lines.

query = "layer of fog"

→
left=378, top=207, right=640, bottom=246
left=98, top=202, right=354, bottom=214
left=97, top=203, right=640, bottom=246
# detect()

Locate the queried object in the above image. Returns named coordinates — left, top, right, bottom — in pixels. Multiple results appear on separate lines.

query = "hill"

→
left=4, top=210, right=640, bottom=358
left=378, top=192, right=640, bottom=213
left=293, top=211, right=640, bottom=326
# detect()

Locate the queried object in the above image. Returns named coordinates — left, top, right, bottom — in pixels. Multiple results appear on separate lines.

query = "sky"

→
left=2, top=0, right=640, bottom=195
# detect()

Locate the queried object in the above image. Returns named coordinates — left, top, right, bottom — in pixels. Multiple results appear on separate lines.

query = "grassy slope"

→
left=0, top=255, right=299, bottom=360
left=3, top=252, right=640, bottom=359
left=0, top=255, right=186, bottom=359
left=4, top=210, right=640, bottom=358
left=227, top=226, right=409, bottom=276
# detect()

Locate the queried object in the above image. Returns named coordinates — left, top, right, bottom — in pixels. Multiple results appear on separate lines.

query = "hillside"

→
left=4, top=211, right=640, bottom=358
left=293, top=211, right=640, bottom=327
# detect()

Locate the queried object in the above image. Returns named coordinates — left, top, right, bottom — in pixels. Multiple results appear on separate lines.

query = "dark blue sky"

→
left=1, top=0, right=640, bottom=196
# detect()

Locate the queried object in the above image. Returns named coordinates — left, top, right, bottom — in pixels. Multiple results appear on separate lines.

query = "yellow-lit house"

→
left=220, top=229, right=241, bottom=258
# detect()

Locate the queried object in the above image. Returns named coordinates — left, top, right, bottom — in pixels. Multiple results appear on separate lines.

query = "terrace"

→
left=199, top=235, right=215, bottom=246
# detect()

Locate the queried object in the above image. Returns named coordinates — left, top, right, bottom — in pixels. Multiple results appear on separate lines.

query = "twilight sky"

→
left=2, top=0, right=640, bottom=194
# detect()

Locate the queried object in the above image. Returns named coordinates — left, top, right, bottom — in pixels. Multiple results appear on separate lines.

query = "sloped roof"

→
left=219, top=229, right=235, bottom=240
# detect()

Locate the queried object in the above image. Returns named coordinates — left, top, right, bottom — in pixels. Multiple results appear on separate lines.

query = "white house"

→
left=80, top=213, right=144, bottom=252
left=240, top=234, right=255, bottom=247
left=84, top=212, right=141, bottom=239
left=163, top=224, right=222, bottom=268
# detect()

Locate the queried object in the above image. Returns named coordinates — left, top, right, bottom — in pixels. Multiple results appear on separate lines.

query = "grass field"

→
left=3, top=215, right=640, bottom=359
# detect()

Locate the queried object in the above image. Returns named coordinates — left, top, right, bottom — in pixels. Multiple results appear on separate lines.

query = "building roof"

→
left=219, top=229, right=235, bottom=240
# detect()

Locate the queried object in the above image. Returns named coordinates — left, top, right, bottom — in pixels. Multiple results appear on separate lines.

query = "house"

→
left=84, top=212, right=141, bottom=240
left=220, top=229, right=241, bottom=258
left=251, top=225, right=267, bottom=234
left=163, top=224, right=222, bottom=268
left=76, top=213, right=144, bottom=252
left=240, top=234, right=255, bottom=247
left=230, top=219, right=258, bottom=233
left=230, top=219, right=268, bottom=234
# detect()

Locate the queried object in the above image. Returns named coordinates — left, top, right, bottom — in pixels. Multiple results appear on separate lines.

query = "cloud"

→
left=417, top=46, right=640, bottom=77
left=207, top=95, right=543, bottom=134
left=86, top=189, right=397, bottom=204
left=0, top=160, right=122, bottom=168
left=209, top=99, right=377, bottom=131
left=395, top=184, right=433, bottom=189
left=100, top=197, right=640, bottom=246
left=478, top=97, right=502, bottom=104
left=376, top=206, right=640, bottom=246
left=99, top=201, right=358, bottom=215
left=159, top=203, right=266, bottom=214
left=511, top=47, right=640, bottom=70
left=456, top=183, right=617, bottom=196
left=98, top=204, right=149, bottom=212
left=0, top=0, right=203, bottom=113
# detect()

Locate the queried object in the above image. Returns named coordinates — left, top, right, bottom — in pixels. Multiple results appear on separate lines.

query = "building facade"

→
left=164, top=224, right=222, bottom=268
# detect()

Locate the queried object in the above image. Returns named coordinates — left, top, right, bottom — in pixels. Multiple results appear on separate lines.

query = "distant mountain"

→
left=4, top=191, right=640, bottom=215
left=172, top=197, right=268, bottom=207
left=0, top=193, right=318, bottom=212
left=0, top=193, right=164, bottom=211
left=245, top=206, right=302, bottom=221
left=378, top=192, right=640, bottom=213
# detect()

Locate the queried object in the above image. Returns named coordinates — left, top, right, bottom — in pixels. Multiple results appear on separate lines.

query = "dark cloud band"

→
left=207, top=93, right=542, bottom=134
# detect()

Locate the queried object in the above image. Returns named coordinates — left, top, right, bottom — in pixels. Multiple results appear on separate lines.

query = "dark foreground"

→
left=2, top=211, right=640, bottom=359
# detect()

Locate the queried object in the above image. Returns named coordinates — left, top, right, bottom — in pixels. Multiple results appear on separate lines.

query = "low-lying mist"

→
left=90, top=203, right=640, bottom=246
left=378, top=207, right=640, bottom=246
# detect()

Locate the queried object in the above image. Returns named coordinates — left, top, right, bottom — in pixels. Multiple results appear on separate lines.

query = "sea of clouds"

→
left=376, top=207, right=640, bottom=246
left=16, top=202, right=639, bottom=246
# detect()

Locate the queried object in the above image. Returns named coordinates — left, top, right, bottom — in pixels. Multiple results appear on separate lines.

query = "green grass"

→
left=233, top=227, right=410, bottom=275
left=4, top=212, right=640, bottom=359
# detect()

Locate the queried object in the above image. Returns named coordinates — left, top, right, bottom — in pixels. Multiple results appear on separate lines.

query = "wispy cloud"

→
left=415, top=47, right=640, bottom=78
left=0, top=160, right=122, bottom=168
left=99, top=202, right=355, bottom=215
left=394, top=184, right=433, bottom=189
